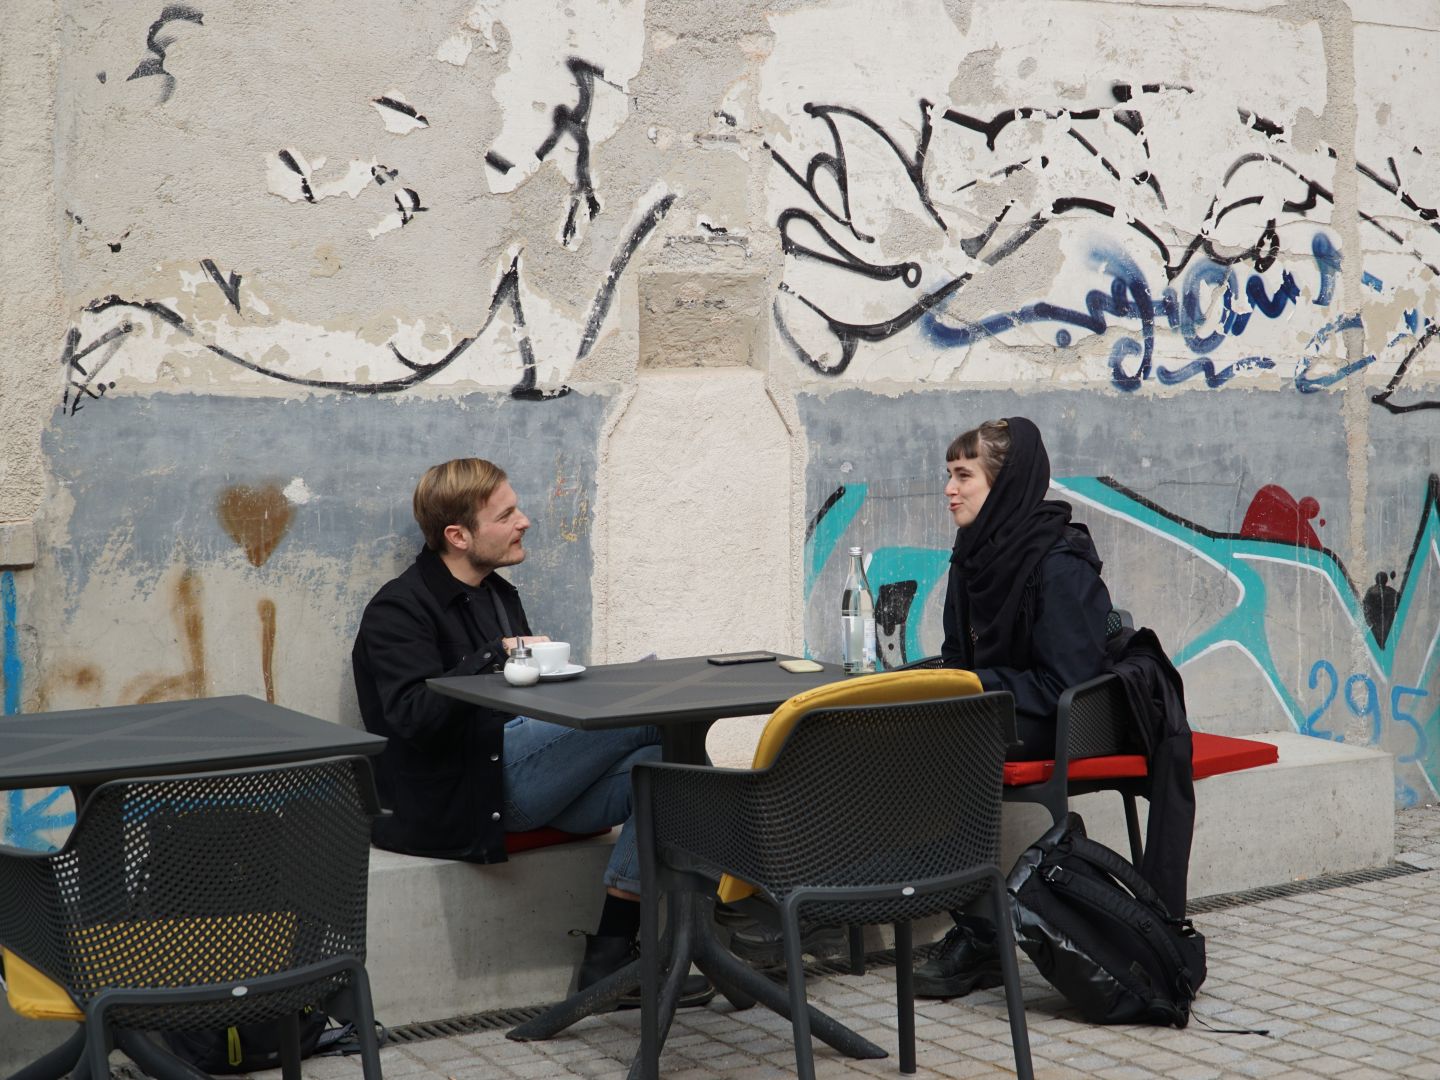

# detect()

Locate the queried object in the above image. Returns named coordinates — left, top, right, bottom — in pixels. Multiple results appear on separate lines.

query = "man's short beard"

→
left=467, top=545, right=522, bottom=576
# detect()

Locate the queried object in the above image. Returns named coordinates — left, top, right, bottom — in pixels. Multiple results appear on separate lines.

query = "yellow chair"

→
left=633, top=670, right=1031, bottom=1080
left=716, top=668, right=985, bottom=906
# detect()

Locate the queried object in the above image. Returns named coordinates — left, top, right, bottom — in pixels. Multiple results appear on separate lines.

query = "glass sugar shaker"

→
left=504, top=641, right=541, bottom=686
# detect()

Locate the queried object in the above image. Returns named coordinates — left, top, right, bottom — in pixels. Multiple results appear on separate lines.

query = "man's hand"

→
left=504, top=635, right=551, bottom=653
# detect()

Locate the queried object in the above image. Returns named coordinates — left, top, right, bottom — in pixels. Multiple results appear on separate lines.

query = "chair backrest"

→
left=716, top=669, right=984, bottom=904
left=0, top=756, right=376, bottom=1032
left=705, top=673, right=1013, bottom=926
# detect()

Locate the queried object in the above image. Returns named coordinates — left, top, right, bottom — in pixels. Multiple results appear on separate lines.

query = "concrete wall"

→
left=1, top=0, right=1438, bottom=852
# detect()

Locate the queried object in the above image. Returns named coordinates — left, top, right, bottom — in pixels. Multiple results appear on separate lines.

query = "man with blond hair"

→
left=353, top=458, right=709, bottom=1006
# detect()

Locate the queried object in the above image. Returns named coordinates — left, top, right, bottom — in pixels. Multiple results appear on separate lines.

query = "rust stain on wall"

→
left=218, top=484, right=294, bottom=566
left=123, top=569, right=209, bottom=704
left=258, top=597, right=277, bottom=703
left=36, top=662, right=105, bottom=710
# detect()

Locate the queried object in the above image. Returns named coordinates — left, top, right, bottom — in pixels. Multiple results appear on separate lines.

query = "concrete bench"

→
left=364, top=831, right=618, bottom=1024
left=998, top=732, right=1393, bottom=899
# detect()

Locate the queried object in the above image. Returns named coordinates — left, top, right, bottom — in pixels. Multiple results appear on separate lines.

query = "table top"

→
left=0, top=695, right=386, bottom=790
left=428, top=654, right=850, bottom=730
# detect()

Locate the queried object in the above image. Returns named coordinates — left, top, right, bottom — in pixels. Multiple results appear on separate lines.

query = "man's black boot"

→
left=575, top=933, right=716, bottom=1010
left=911, top=923, right=1004, bottom=998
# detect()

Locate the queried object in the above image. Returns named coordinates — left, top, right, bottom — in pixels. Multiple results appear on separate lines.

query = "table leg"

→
left=505, top=958, right=640, bottom=1041
left=626, top=893, right=886, bottom=1078
left=691, top=930, right=887, bottom=1061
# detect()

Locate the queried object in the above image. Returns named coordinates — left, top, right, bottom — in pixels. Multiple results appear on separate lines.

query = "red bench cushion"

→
left=1002, top=732, right=1279, bottom=786
left=504, top=826, right=611, bottom=855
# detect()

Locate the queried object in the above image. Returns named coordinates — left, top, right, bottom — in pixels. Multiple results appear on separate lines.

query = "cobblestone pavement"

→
left=257, top=806, right=1440, bottom=1079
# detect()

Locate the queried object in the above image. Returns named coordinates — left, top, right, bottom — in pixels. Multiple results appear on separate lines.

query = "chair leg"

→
left=781, top=900, right=816, bottom=1080
left=7, top=1024, right=85, bottom=1080
left=988, top=873, right=1034, bottom=1080
left=279, top=1014, right=302, bottom=1080
left=82, top=1008, right=111, bottom=1080
left=638, top=878, right=662, bottom=1080
left=894, top=921, right=915, bottom=1075
left=344, top=969, right=384, bottom=1080
left=847, top=924, right=866, bottom=976
left=1123, top=794, right=1144, bottom=864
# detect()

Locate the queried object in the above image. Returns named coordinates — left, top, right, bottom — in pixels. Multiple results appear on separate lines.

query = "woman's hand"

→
left=503, top=635, right=551, bottom=653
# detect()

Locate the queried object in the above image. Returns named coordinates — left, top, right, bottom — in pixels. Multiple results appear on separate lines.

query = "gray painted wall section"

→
left=36, top=391, right=608, bottom=708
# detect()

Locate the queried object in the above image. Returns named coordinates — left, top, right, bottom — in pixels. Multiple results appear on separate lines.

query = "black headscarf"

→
left=951, top=417, right=1072, bottom=668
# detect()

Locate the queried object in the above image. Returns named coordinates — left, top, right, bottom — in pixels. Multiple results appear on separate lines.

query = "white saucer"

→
left=538, top=663, right=586, bottom=682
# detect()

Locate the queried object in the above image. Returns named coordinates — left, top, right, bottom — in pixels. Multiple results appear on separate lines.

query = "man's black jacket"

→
left=352, top=546, right=531, bottom=863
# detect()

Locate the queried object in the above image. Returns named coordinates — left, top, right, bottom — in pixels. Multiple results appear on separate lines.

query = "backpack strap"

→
left=1061, top=834, right=1187, bottom=922
left=1042, top=864, right=1199, bottom=1018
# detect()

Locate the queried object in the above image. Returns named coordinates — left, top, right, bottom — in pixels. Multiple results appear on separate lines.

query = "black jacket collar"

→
left=414, top=546, right=521, bottom=607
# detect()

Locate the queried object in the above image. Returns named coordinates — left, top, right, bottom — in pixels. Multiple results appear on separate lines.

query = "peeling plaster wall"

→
left=1, top=0, right=1438, bottom=850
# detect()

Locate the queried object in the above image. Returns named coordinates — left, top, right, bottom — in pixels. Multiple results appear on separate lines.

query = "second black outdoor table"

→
left=0, top=694, right=386, bottom=792
left=428, top=654, right=888, bottom=1080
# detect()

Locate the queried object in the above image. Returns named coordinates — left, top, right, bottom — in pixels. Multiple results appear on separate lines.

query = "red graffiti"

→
left=1240, top=484, right=1325, bottom=549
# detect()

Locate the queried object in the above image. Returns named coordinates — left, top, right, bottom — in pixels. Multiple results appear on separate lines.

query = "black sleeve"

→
left=356, top=593, right=506, bottom=744
left=972, top=551, right=1111, bottom=722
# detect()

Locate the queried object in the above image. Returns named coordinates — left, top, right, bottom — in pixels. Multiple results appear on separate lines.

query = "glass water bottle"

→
left=841, top=546, right=877, bottom=674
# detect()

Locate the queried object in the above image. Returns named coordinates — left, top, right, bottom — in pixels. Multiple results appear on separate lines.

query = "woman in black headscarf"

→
left=940, top=416, right=1113, bottom=759
left=916, top=416, right=1115, bottom=997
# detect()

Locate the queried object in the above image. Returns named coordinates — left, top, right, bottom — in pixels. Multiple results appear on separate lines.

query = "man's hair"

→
left=413, top=458, right=508, bottom=552
left=946, top=419, right=1011, bottom=485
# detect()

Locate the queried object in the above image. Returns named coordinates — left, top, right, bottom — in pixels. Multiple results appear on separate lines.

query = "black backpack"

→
left=1007, top=813, right=1206, bottom=1027
left=161, top=1008, right=330, bottom=1073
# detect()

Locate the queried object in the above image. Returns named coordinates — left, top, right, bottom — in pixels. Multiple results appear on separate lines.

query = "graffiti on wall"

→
left=0, top=573, right=78, bottom=850
left=125, top=5, right=204, bottom=104
left=769, top=86, right=1439, bottom=412
left=805, top=474, right=1440, bottom=805
left=58, top=0, right=667, bottom=409
left=57, top=188, right=676, bottom=410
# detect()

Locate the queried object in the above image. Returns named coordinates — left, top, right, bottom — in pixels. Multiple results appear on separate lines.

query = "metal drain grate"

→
left=1186, top=860, right=1428, bottom=914
left=385, top=1006, right=545, bottom=1043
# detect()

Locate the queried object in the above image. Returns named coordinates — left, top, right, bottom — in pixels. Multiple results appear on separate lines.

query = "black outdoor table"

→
left=0, top=694, right=386, bottom=792
left=429, top=654, right=887, bottom=1080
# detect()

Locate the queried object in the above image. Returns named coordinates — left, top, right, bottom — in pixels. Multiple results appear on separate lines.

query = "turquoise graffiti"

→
left=805, top=475, right=1440, bottom=804
left=1, top=571, right=76, bottom=850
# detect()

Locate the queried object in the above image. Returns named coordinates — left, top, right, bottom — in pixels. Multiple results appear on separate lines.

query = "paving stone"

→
left=226, top=806, right=1440, bottom=1080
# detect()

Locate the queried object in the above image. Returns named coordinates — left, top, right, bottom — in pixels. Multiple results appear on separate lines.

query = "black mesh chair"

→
left=899, top=610, right=1146, bottom=860
left=632, top=674, right=1033, bottom=1080
left=0, top=756, right=383, bottom=1080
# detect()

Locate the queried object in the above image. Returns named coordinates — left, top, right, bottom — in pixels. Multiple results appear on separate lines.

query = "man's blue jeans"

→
left=501, top=716, right=662, bottom=895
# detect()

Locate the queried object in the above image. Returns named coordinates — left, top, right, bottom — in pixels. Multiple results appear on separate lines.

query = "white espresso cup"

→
left=530, top=641, right=571, bottom=675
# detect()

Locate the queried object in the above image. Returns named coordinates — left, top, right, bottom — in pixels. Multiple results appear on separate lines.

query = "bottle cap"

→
left=848, top=545, right=863, bottom=556
left=511, top=642, right=532, bottom=659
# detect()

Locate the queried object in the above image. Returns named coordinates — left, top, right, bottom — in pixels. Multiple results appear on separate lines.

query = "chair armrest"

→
left=892, top=655, right=945, bottom=671
left=1056, top=673, right=1135, bottom=763
left=632, top=761, right=771, bottom=888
